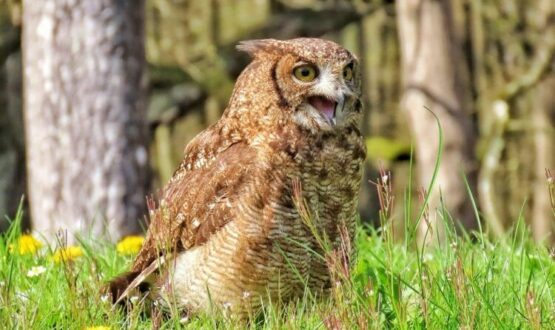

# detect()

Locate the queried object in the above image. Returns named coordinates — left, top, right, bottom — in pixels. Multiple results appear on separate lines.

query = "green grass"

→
left=2, top=115, right=553, bottom=329
left=0, top=202, right=553, bottom=329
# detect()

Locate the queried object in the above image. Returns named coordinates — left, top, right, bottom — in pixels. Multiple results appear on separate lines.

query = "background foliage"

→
left=0, top=1, right=554, bottom=244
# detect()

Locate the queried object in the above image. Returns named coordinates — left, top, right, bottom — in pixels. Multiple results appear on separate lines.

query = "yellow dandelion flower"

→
left=116, top=236, right=144, bottom=255
left=52, top=246, right=83, bottom=263
left=8, top=235, right=43, bottom=255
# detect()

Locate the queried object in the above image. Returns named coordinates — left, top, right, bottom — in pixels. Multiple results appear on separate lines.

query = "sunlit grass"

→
left=1, top=114, right=553, bottom=329
left=0, top=201, right=553, bottom=329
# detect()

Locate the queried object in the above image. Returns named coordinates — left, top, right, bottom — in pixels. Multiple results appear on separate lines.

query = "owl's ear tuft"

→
left=236, top=39, right=279, bottom=58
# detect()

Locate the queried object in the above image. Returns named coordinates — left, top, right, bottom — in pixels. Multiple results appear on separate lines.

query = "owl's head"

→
left=234, top=38, right=362, bottom=133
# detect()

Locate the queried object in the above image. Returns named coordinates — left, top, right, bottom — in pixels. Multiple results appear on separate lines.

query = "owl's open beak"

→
left=308, top=96, right=337, bottom=125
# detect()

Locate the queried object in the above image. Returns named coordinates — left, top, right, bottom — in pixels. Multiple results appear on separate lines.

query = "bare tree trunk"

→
left=23, top=0, right=149, bottom=243
left=532, top=76, right=555, bottom=244
left=396, top=0, right=477, bottom=243
left=0, top=4, right=25, bottom=231
left=531, top=0, right=555, bottom=245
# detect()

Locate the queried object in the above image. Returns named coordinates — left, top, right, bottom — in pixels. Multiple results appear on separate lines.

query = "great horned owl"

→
left=108, top=38, right=366, bottom=317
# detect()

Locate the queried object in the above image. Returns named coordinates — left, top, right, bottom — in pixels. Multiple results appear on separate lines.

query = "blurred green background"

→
left=0, top=0, right=553, bottom=244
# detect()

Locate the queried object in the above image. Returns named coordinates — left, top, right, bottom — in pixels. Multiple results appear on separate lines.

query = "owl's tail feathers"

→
left=102, top=271, right=148, bottom=305
left=102, top=255, right=169, bottom=307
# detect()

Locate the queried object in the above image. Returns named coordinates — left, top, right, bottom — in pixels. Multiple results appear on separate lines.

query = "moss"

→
left=365, top=136, right=411, bottom=163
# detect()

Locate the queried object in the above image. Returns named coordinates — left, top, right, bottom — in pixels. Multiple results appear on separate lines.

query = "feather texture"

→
left=106, top=38, right=366, bottom=316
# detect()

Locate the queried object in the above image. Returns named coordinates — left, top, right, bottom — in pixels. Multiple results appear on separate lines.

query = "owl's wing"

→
left=106, top=127, right=256, bottom=302
left=131, top=134, right=255, bottom=273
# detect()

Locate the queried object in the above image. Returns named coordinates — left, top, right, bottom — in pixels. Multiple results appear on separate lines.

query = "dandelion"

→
left=52, top=246, right=83, bottom=263
left=9, top=235, right=43, bottom=255
left=27, top=265, right=47, bottom=278
left=116, top=236, right=145, bottom=255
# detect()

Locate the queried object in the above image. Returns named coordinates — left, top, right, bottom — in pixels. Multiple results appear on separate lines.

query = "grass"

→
left=1, top=113, right=553, bottom=329
left=0, top=191, right=553, bottom=330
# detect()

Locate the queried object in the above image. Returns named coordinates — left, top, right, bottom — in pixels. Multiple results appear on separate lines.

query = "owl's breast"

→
left=279, top=126, right=366, bottom=288
left=295, top=126, right=366, bottom=214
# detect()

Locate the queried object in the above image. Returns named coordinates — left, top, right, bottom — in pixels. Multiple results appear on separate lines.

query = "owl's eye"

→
left=293, top=65, right=318, bottom=82
left=343, top=64, right=354, bottom=81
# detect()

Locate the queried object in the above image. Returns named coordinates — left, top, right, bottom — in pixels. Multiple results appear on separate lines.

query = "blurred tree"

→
left=0, top=2, right=25, bottom=230
left=471, top=0, right=554, bottom=243
left=396, top=0, right=478, bottom=243
left=532, top=77, right=555, bottom=244
left=22, top=0, right=149, bottom=243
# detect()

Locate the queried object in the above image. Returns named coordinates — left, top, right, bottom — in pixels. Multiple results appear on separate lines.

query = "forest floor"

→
left=0, top=201, right=553, bottom=330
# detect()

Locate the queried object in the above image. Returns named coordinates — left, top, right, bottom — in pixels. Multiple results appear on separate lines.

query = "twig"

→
left=500, top=29, right=555, bottom=101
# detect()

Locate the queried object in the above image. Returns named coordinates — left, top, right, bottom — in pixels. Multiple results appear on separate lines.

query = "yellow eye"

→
left=293, top=65, right=318, bottom=82
left=343, top=65, right=353, bottom=81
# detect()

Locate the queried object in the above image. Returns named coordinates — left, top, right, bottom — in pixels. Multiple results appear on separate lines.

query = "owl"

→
left=107, top=38, right=366, bottom=317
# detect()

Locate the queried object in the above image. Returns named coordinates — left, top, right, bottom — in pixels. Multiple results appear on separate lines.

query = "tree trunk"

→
left=396, top=0, right=478, bottom=243
left=0, top=4, right=25, bottom=231
left=23, top=0, right=149, bottom=243
left=532, top=76, right=555, bottom=244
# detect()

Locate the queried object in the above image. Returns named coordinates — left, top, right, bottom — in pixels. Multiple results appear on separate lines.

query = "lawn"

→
left=0, top=197, right=553, bottom=330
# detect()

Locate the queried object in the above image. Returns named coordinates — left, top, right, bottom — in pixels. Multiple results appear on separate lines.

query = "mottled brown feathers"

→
left=107, top=38, right=365, bottom=315
left=131, top=142, right=256, bottom=273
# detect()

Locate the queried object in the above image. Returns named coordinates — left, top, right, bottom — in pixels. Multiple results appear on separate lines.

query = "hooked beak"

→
left=308, top=95, right=344, bottom=126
